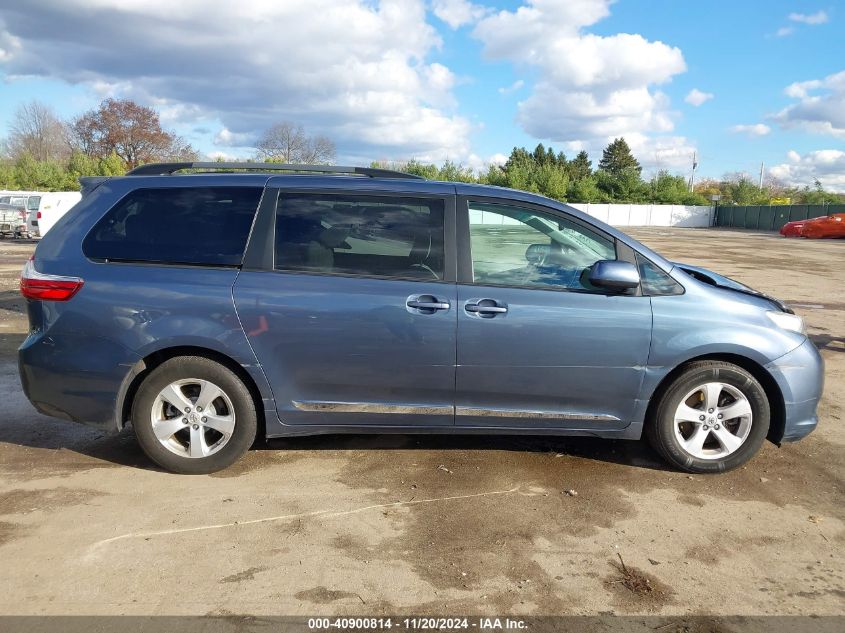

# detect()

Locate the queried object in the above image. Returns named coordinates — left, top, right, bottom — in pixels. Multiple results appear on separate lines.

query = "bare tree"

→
left=255, top=122, right=335, bottom=164
left=160, top=136, right=199, bottom=162
left=67, top=113, right=100, bottom=158
left=7, top=100, right=69, bottom=162
left=302, top=134, right=336, bottom=164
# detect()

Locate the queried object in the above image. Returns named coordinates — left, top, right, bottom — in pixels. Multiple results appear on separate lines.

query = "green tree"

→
left=596, top=169, right=648, bottom=203
left=795, top=180, right=842, bottom=205
left=567, top=175, right=603, bottom=202
left=532, top=163, right=568, bottom=201
left=437, top=160, right=475, bottom=183
left=399, top=159, right=439, bottom=180
left=568, top=150, right=592, bottom=181
left=650, top=171, right=709, bottom=205
left=98, top=152, right=126, bottom=176
left=598, top=137, right=641, bottom=178
left=12, top=152, right=39, bottom=189
left=0, top=160, right=16, bottom=189
left=479, top=163, right=507, bottom=187
left=725, top=175, right=767, bottom=205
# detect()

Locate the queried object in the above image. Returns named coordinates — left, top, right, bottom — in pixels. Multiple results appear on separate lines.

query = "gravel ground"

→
left=0, top=229, right=842, bottom=617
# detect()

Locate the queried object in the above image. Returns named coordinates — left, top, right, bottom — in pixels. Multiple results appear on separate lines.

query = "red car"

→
left=780, top=215, right=824, bottom=237
left=800, top=213, right=845, bottom=239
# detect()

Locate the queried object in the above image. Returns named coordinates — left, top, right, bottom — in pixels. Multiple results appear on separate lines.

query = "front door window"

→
left=468, top=202, right=615, bottom=291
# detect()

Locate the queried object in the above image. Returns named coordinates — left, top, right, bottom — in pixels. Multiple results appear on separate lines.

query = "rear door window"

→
left=275, top=193, right=445, bottom=280
left=83, top=187, right=262, bottom=266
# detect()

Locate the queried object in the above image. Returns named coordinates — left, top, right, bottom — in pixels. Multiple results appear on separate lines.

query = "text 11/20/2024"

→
left=308, top=617, right=527, bottom=630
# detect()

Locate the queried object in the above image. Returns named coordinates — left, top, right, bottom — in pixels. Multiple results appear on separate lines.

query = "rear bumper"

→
left=765, top=338, right=825, bottom=442
left=19, top=331, right=139, bottom=434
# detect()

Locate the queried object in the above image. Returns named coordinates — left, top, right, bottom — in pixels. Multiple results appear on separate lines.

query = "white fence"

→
left=469, top=203, right=715, bottom=228
left=569, top=203, right=714, bottom=228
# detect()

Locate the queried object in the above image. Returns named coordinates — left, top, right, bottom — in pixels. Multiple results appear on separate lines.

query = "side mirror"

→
left=589, top=260, right=640, bottom=291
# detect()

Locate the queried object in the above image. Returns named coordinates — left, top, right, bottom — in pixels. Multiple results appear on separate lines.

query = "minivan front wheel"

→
left=132, top=356, right=257, bottom=474
left=647, top=361, right=770, bottom=473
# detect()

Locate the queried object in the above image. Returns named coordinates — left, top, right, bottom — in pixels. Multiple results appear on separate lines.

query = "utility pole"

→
left=689, top=151, right=698, bottom=192
left=758, top=161, right=764, bottom=191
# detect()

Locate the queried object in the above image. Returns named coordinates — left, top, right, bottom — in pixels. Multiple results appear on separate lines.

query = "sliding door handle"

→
left=465, top=304, right=507, bottom=314
left=464, top=299, right=508, bottom=317
left=407, top=294, right=451, bottom=314
left=408, top=300, right=451, bottom=310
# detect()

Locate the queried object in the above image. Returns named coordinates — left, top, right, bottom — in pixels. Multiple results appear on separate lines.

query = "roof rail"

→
left=125, top=162, right=424, bottom=180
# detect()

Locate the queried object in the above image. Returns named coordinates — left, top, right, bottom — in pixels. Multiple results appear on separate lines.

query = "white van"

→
left=27, top=192, right=82, bottom=236
left=0, top=191, right=40, bottom=237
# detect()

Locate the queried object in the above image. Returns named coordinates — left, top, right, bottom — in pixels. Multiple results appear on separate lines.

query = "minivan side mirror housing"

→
left=588, top=260, right=640, bottom=291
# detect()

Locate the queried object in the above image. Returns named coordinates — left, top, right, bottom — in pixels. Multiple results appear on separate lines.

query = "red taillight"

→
left=37, top=211, right=42, bottom=219
left=20, top=257, right=84, bottom=302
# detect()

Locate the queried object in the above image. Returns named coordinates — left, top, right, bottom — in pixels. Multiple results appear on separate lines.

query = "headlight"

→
left=767, top=311, right=805, bottom=335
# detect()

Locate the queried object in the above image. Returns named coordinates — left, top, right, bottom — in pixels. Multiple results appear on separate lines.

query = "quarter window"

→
left=275, top=194, right=445, bottom=280
left=468, top=202, right=616, bottom=291
left=83, top=187, right=263, bottom=266
left=638, top=254, right=684, bottom=296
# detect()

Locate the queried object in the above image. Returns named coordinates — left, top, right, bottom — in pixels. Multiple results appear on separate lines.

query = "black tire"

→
left=646, top=361, right=770, bottom=473
left=132, top=356, right=257, bottom=474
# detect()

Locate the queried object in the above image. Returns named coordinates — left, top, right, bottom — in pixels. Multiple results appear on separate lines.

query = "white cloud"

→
left=774, top=70, right=845, bottom=139
left=730, top=123, right=772, bottom=137
left=0, top=27, right=20, bottom=62
left=624, top=133, right=698, bottom=171
left=214, top=128, right=253, bottom=148
left=788, top=10, right=829, bottom=25
left=684, top=88, right=713, bottom=106
left=775, top=26, right=795, bottom=37
left=432, top=0, right=487, bottom=29
left=497, top=79, right=524, bottom=95
left=471, top=0, right=690, bottom=164
left=769, top=149, right=845, bottom=192
left=488, top=152, right=508, bottom=166
left=0, top=0, right=471, bottom=162
left=465, top=152, right=508, bottom=172
left=205, top=150, right=248, bottom=162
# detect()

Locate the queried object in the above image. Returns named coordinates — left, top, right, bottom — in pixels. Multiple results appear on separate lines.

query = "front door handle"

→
left=464, top=299, right=508, bottom=317
left=407, top=295, right=451, bottom=314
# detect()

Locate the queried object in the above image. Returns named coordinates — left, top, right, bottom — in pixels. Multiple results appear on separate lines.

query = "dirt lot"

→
left=0, top=228, right=842, bottom=617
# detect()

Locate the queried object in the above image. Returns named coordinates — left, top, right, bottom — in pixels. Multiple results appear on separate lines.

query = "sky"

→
left=0, top=0, right=843, bottom=190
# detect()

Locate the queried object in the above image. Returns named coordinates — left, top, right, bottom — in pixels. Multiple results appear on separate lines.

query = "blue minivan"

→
left=19, top=163, right=823, bottom=474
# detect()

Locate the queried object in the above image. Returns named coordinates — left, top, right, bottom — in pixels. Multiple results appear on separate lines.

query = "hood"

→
left=672, top=262, right=793, bottom=314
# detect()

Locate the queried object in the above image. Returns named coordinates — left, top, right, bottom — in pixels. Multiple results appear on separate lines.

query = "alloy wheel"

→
left=150, top=378, right=236, bottom=458
left=673, top=381, right=753, bottom=460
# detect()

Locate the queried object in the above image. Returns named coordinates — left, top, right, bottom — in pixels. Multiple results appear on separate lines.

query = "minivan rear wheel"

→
left=132, top=356, right=257, bottom=474
left=646, top=361, right=770, bottom=473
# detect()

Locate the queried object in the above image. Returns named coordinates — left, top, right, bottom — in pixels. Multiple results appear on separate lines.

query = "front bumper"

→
left=765, top=338, right=825, bottom=442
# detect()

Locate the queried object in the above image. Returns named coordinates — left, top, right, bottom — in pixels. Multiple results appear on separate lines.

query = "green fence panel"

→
left=789, top=206, right=809, bottom=223
left=772, top=206, right=792, bottom=231
left=807, top=204, right=828, bottom=219
left=746, top=206, right=762, bottom=229
left=714, top=204, right=843, bottom=232
left=714, top=204, right=845, bottom=231
left=758, top=206, right=776, bottom=231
